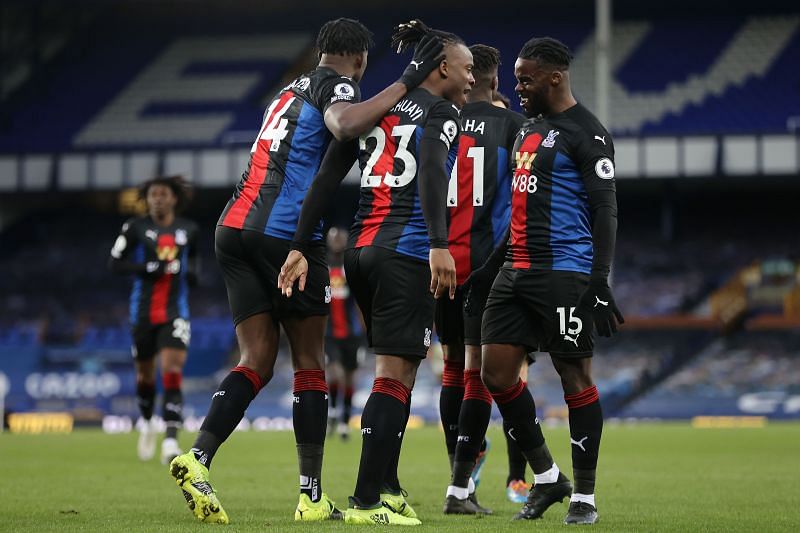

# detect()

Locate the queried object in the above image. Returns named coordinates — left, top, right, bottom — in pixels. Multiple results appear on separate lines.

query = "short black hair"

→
left=391, top=19, right=464, bottom=53
left=140, top=175, right=192, bottom=212
left=518, top=37, right=573, bottom=69
left=316, top=18, right=374, bottom=57
left=469, top=44, right=501, bottom=77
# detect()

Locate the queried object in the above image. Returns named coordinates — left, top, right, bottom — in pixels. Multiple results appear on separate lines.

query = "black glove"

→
left=574, top=278, right=624, bottom=337
left=462, top=262, right=500, bottom=317
left=398, top=33, right=444, bottom=90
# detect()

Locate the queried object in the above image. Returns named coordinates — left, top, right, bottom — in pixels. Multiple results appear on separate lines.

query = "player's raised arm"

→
left=324, top=32, right=444, bottom=141
left=278, top=138, right=359, bottom=297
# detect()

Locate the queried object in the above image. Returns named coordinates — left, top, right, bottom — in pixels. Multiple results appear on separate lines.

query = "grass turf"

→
left=1, top=423, right=798, bottom=532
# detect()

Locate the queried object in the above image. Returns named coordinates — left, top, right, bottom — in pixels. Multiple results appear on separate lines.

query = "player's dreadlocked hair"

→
left=391, top=19, right=463, bottom=54
left=316, top=18, right=374, bottom=57
left=518, top=37, right=573, bottom=69
left=140, top=175, right=193, bottom=213
left=469, top=44, right=501, bottom=78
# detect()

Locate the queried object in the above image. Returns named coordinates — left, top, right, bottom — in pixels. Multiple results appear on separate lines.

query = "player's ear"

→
left=490, top=75, right=499, bottom=92
left=551, top=70, right=563, bottom=86
left=438, top=58, right=448, bottom=79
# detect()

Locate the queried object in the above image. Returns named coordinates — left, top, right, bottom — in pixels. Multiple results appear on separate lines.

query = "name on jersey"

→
left=390, top=99, right=424, bottom=122
left=463, top=119, right=485, bottom=135
left=284, top=76, right=310, bottom=92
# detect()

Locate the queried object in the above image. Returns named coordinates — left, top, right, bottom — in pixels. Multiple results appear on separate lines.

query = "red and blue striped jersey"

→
left=348, top=87, right=461, bottom=261
left=508, top=102, right=616, bottom=273
left=110, top=216, right=198, bottom=326
left=327, top=265, right=362, bottom=340
left=447, top=101, right=524, bottom=285
left=219, top=67, right=360, bottom=240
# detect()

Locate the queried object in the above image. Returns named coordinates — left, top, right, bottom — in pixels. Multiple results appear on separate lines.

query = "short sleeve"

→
left=319, top=75, right=361, bottom=114
left=421, top=101, right=461, bottom=151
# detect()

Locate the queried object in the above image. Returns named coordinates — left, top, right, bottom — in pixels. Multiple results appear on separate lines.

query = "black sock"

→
left=452, top=369, right=492, bottom=489
left=162, top=372, right=182, bottom=440
left=343, top=385, right=354, bottom=425
left=136, top=381, right=156, bottom=420
left=565, top=386, right=603, bottom=495
left=294, top=370, right=328, bottom=502
left=353, top=378, right=409, bottom=507
left=491, top=379, right=554, bottom=475
left=192, top=366, right=262, bottom=469
left=329, top=382, right=339, bottom=410
left=440, top=359, right=464, bottom=471
left=504, top=420, right=527, bottom=484
left=383, top=392, right=411, bottom=494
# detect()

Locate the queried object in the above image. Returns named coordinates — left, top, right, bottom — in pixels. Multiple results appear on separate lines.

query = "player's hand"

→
left=278, top=250, right=308, bottom=298
left=398, top=33, right=444, bottom=90
left=575, top=278, right=625, bottom=337
left=429, top=248, right=457, bottom=300
left=462, top=264, right=497, bottom=317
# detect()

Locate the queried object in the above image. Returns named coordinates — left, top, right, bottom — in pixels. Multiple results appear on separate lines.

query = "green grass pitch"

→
left=1, top=423, right=799, bottom=532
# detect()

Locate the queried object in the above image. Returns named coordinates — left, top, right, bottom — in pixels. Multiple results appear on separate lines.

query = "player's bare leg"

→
left=284, top=315, right=341, bottom=520
left=483, top=343, right=572, bottom=520
left=134, top=357, right=158, bottom=460
left=551, top=356, right=601, bottom=524
left=159, top=347, right=187, bottom=464
left=170, top=313, right=277, bottom=524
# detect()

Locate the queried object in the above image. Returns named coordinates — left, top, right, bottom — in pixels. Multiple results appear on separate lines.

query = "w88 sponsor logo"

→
left=512, top=173, right=538, bottom=194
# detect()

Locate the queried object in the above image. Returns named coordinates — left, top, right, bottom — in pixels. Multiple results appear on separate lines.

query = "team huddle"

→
left=110, top=17, right=623, bottom=527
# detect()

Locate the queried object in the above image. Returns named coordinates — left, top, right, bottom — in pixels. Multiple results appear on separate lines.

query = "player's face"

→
left=514, top=57, right=554, bottom=117
left=326, top=228, right=348, bottom=253
left=441, top=43, right=475, bottom=108
left=147, top=184, right=177, bottom=218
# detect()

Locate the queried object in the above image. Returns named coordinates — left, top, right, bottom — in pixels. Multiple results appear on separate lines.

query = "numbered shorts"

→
left=325, top=337, right=362, bottom=371
left=131, top=318, right=190, bottom=361
left=344, top=246, right=434, bottom=360
left=434, top=286, right=482, bottom=346
left=215, top=226, right=329, bottom=325
left=481, top=268, right=594, bottom=358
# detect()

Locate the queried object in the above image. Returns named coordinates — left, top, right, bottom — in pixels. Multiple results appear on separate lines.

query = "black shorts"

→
left=481, top=268, right=593, bottom=358
left=131, top=318, right=190, bottom=361
left=326, top=337, right=361, bottom=371
left=434, top=286, right=482, bottom=346
left=215, top=226, right=329, bottom=325
left=344, top=246, right=434, bottom=360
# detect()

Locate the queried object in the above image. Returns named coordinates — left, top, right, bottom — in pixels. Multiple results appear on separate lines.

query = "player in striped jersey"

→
left=278, top=19, right=474, bottom=526
left=474, top=37, right=624, bottom=525
left=109, top=175, right=198, bottom=466
left=438, top=44, right=524, bottom=516
left=168, top=19, right=445, bottom=524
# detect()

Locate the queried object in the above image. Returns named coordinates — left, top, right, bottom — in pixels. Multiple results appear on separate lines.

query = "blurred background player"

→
left=437, top=44, right=524, bottom=515
left=324, top=227, right=364, bottom=441
left=167, top=18, right=445, bottom=525
left=279, top=18, right=472, bottom=526
left=478, top=37, right=624, bottom=525
left=108, top=175, right=198, bottom=466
